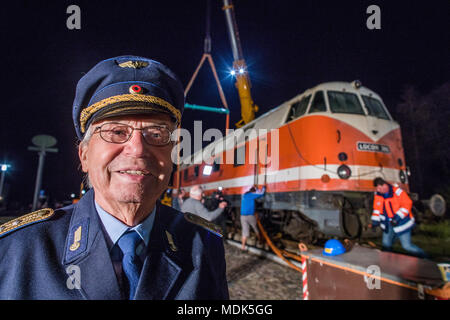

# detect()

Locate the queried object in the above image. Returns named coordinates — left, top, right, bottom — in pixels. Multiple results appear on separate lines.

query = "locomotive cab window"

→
left=213, top=158, right=221, bottom=172
left=234, top=145, right=245, bottom=167
left=327, top=91, right=364, bottom=115
left=286, top=95, right=311, bottom=122
left=362, top=96, right=390, bottom=120
left=308, top=91, right=327, bottom=113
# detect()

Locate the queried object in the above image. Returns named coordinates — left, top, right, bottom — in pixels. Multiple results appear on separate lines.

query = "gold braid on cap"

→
left=79, top=94, right=181, bottom=134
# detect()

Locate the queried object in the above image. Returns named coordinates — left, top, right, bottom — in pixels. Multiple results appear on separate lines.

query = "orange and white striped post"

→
left=299, top=243, right=309, bottom=300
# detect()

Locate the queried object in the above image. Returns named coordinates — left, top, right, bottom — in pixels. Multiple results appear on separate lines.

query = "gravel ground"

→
left=224, top=242, right=303, bottom=300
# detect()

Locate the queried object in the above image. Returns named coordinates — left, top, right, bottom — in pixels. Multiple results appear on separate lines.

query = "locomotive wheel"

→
left=338, top=196, right=362, bottom=239
left=282, top=211, right=318, bottom=244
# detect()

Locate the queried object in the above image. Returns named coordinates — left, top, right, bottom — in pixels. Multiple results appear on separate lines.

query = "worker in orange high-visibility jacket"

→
left=369, top=177, right=427, bottom=258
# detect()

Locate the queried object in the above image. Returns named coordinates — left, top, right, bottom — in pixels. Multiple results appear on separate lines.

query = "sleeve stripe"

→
left=396, top=210, right=406, bottom=219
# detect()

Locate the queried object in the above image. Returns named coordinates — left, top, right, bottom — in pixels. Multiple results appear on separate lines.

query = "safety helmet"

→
left=323, top=239, right=346, bottom=256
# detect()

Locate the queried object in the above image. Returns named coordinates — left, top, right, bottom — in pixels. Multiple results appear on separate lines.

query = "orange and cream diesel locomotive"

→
left=173, top=81, right=409, bottom=240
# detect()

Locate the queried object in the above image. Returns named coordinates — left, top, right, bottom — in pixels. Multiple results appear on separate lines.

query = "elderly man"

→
left=181, top=185, right=227, bottom=222
left=0, top=56, right=229, bottom=300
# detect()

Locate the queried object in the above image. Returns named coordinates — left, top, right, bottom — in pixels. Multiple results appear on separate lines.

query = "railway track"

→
left=224, top=217, right=381, bottom=274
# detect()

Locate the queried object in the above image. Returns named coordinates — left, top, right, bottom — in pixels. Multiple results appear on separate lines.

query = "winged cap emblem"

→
left=118, top=60, right=149, bottom=69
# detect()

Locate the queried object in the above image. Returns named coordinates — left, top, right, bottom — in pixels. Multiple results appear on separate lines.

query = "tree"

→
left=395, top=82, right=450, bottom=201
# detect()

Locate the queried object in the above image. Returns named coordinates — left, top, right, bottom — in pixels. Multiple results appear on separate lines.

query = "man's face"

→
left=190, top=186, right=203, bottom=200
left=79, top=113, right=175, bottom=208
left=376, top=183, right=389, bottom=194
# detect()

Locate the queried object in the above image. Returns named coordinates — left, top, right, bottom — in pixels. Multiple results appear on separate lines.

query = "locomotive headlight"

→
left=337, top=165, right=351, bottom=179
left=352, top=80, right=362, bottom=89
left=399, top=170, right=407, bottom=183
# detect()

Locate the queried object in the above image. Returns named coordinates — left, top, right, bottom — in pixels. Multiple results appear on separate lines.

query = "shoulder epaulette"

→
left=0, top=208, right=55, bottom=238
left=183, top=212, right=223, bottom=237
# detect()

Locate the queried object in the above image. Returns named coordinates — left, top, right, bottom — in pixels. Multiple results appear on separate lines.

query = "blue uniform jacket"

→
left=0, top=190, right=229, bottom=300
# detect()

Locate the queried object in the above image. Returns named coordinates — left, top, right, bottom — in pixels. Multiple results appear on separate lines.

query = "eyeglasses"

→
left=93, top=122, right=173, bottom=146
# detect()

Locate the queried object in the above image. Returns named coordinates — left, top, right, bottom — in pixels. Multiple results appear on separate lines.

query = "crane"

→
left=222, top=0, right=258, bottom=127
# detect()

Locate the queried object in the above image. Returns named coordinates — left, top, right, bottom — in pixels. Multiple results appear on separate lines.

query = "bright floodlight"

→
left=203, top=165, right=213, bottom=176
left=70, top=193, right=76, bottom=198
left=81, top=190, right=86, bottom=195
left=239, top=68, right=244, bottom=74
left=1, top=165, right=7, bottom=172
left=230, top=70, right=236, bottom=76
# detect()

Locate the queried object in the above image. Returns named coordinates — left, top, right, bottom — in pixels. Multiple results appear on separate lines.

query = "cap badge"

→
left=129, top=84, right=143, bottom=94
left=118, top=60, right=149, bottom=69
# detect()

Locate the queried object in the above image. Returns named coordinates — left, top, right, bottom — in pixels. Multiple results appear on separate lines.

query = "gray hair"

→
left=78, top=125, right=96, bottom=189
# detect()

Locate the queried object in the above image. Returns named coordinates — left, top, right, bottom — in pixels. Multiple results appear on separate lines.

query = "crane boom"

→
left=222, top=0, right=258, bottom=127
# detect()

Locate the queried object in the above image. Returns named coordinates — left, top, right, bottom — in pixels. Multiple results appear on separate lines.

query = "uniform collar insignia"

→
left=165, top=230, right=178, bottom=252
left=69, top=225, right=82, bottom=251
left=65, top=218, right=90, bottom=262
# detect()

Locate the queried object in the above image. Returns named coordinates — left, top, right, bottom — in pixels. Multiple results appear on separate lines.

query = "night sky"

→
left=0, top=0, right=448, bottom=207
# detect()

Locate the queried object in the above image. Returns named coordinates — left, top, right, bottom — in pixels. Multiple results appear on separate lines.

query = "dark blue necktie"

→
left=117, top=230, right=144, bottom=299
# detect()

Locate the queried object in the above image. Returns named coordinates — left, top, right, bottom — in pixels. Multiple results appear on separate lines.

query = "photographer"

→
left=181, top=185, right=227, bottom=222
left=204, top=188, right=228, bottom=210
left=204, top=188, right=229, bottom=234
